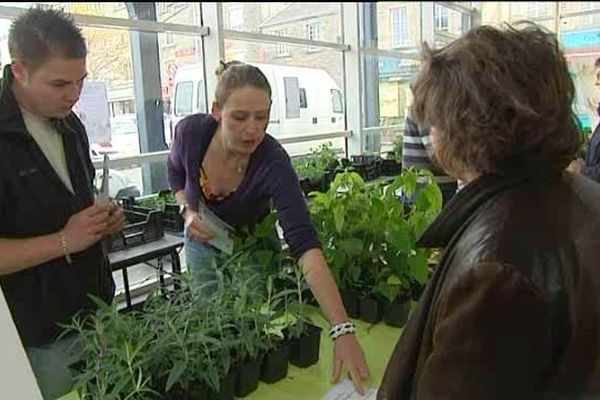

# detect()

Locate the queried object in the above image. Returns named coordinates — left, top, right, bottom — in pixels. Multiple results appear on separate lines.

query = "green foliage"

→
left=309, top=168, right=442, bottom=302
left=64, top=218, right=312, bottom=398
left=393, top=135, right=403, bottom=162
left=292, top=141, right=340, bottom=181
left=136, top=191, right=177, bottom=211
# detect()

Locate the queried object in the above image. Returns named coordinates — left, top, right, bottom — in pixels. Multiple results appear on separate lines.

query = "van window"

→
left=174, top=81, right=193, bottom=116
left=299, top=88, right=307, bottom=108
left=284, top=76, right=301, bottom=119
left=331, top=89, right=343, bottom=114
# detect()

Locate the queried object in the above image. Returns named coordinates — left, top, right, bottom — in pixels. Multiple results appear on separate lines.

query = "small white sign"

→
left=198, top=201, right=235, bottom=255
left=322, top=378, right=378, bottom=400
left=74, top=80, right=111, bottom=144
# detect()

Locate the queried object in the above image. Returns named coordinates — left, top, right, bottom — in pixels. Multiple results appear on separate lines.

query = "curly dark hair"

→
left=411, top=22, right=581, bottom=177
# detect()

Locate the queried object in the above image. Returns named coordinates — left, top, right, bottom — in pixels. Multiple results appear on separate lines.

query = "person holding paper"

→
left=167, top=60, right=370, bottom=394
left=0, top=8, right=125, bottom=399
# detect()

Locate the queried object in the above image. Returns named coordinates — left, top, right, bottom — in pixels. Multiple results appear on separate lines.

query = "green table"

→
left=245, top=308, right=402, bottom=399
left=59, top=307, right=405, bottom=399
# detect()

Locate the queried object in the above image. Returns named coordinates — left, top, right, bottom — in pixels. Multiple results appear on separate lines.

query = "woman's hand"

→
left=331, top=333, right=370, bottom=395
left=184, top=210, right=216, bottom=242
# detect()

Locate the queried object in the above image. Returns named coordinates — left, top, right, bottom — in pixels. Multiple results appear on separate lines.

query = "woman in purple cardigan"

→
left=167, top=61, right=369, bottom=394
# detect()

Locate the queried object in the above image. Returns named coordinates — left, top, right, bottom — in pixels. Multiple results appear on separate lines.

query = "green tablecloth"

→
left=59, top=307, right=405, bottom=399
left=245, top=308, right=402, bottom=399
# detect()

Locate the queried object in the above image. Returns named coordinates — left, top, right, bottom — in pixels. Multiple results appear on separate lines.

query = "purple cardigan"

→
left=167, top=114, right=321, bottom=259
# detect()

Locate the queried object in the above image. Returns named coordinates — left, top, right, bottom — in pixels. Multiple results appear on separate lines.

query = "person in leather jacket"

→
left=379, top=22, right=600, bottom=399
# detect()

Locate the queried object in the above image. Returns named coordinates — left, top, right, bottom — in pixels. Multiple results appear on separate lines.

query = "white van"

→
left=168, top=62, right=345, bottom=156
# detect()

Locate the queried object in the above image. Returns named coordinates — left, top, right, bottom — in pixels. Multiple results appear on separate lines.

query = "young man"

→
left=568, top=57, right=600, bottom=183
left=0, top=7, right=124, bottom=398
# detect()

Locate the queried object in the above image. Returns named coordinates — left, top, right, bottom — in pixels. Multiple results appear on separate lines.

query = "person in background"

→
left=379, top=22, right=600, bottom=399
left=567, top=57, right=600, bottom=183
left=167, top=60, right=370, bottom=394
left=0, top=7, right=124, bottom=399
left=402, top=113, right=459, bottom=206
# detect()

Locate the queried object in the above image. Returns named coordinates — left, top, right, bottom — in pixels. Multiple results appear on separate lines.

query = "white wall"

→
left=0, top=289, right=42, bottom=399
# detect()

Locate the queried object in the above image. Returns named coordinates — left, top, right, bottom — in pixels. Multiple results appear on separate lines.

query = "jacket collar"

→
left=0, top=64, right=26, bottom=131
left=417, top=167, right=562, bottom=249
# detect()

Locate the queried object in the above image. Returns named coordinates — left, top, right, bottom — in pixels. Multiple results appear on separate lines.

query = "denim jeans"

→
left=26, top=334, right=81, bottom=400
left=184, top=234, right=219, bottom=284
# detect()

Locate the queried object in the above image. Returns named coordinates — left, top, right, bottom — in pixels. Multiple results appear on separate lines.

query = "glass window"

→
left=391, top=7, right=409, bottom=47
left=165, top=32, right=174, bottom=46
left=331, top=88, right=343, bottom=114
left=299, top=88, right=308, bottom=108
left=306, top=22, right=322, bottom=53
left=223, top=38, right=345, bottom=156
left=222, top=3, right=342, bottom=43
left=228, top=6, right=244, bottom=31
left=505, top=2, right=555, bottom=22
left=435, top=4, right=449, bottom=31
left=0, top=2, right=201, bottom=23
left=368, top=2, right=421, bottom=52
left=434, top=4, right=470, bottom=37
left=275, top=29, right=291, bottom=57
left=174, top=81, right=194, bottom=116
left=306, top=22, right=322, bottom=41
left=527, top=2, right=554, bottom=19
left=361, top=52, right=421, bottom=155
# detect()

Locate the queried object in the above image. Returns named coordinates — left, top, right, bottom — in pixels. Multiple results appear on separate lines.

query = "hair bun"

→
left=215, top=60, right=244, bottom=78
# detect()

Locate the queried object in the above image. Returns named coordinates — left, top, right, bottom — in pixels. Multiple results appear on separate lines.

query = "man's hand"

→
left=62, top=204, right=110, bottom=253
left=331, top=333, right=370, bottom=395
left=102, top=202, right=126, bottom=236
left=567, top=158, right=583, bottom=174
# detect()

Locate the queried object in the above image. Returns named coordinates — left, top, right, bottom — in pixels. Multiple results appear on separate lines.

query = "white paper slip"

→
left=322, top=378, right=378, bottom=400
left=198, top=201, right=235, bottom=255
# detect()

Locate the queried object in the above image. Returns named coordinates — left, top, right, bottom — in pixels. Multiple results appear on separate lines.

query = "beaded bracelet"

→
left=329, top=321, right=356, bottom=340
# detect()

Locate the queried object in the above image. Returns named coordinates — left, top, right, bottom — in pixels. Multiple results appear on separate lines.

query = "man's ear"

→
left=11, top=60, right=28, bottom=83
left=211, top=101, right=222, bottom=122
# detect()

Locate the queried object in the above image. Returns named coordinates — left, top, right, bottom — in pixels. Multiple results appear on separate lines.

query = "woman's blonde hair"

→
left=214, top=60, right=272, bottom=106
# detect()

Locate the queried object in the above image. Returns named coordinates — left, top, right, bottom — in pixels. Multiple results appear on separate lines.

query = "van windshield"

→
left=175, top=81, right=194, bottom=116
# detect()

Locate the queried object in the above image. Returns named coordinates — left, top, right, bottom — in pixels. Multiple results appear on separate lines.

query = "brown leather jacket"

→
left=379, top=170, right=600, bottom=400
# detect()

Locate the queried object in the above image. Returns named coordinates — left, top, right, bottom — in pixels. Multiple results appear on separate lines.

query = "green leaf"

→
left=87, top=294, right=113, bottom=314
left=387, top=275, right=402, bottom=286
left=375, top=282, right=400, bottom=303
left=337, top=238, right=364, bottom=256
left=389, top=223, right=411, bottom=253
left=166, top=361, right=187, bottom=392
left=408, top=253, right=429, bottom=284
left=334, top=207, right=345, bottom=234
left=418, top=184, right=443, bottom=214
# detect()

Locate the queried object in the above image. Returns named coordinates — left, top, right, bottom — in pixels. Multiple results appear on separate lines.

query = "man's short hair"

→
left=8, top=6, right=86, bottom=71
left=595, top=57, right=600, bottom=68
